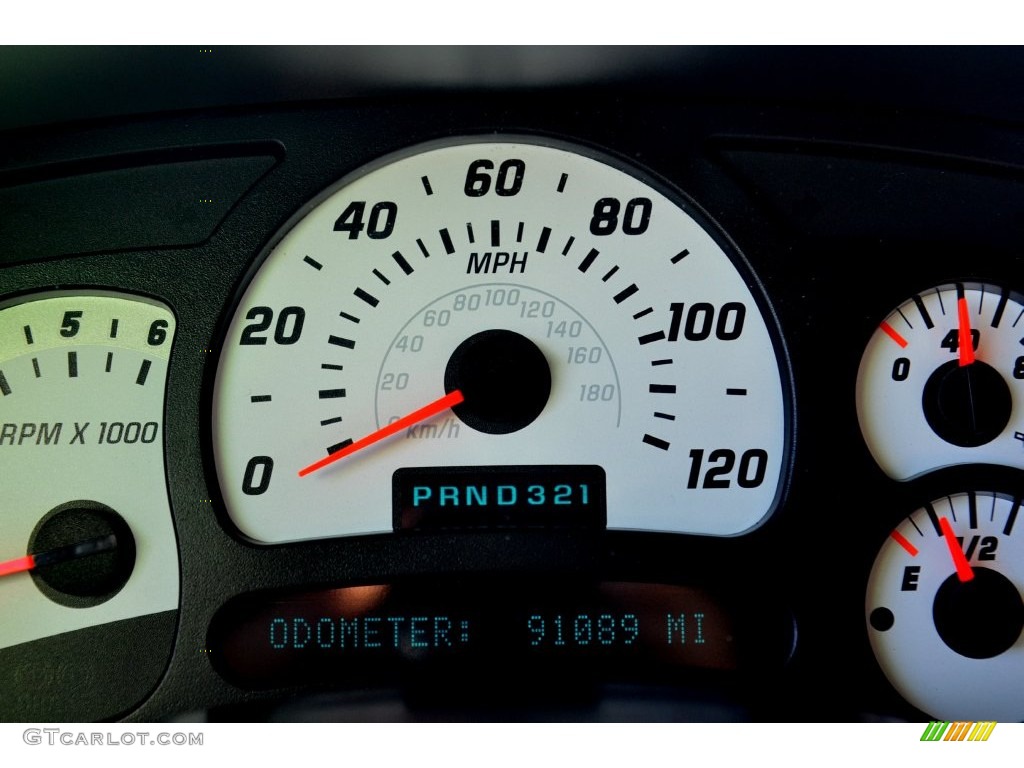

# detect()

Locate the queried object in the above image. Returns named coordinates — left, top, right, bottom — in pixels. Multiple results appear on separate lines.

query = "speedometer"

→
left=212, top=138, right=790, bottom=543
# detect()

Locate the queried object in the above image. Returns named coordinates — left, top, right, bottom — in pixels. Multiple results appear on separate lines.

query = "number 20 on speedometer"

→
left=212, top=138, right=791, bottom=543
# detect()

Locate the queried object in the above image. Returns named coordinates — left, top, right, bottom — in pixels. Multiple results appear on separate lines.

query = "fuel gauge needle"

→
left=299, top=389, right=464, bottom=477
left=0, top=534, right=118, bottom=579
left=939, top=516, right=975, bottom=582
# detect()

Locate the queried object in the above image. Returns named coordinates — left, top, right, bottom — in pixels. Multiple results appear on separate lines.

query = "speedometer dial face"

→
left=212, top=138, right=789, bottom=544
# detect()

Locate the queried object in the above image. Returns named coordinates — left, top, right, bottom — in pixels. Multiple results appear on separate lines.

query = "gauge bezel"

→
left=205, top=132, right=796, bottom=547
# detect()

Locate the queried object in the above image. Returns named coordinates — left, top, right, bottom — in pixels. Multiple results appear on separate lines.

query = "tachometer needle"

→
left=298, top=389, right=465, bottom=477
left=939, top=516, right=975, bottom=583
left=957, top=293, right=976, bottom=367
left=0, top=534, right=118, bottom=579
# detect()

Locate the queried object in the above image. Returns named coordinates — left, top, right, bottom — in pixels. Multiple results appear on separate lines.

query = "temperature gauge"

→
left=857, top=283, right=1024, bottom=480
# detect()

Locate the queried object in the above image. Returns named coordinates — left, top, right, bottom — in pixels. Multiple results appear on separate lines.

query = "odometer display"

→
left=212, top=138, right=790, bottom=543
left=207, top=579, right=793, bottom=690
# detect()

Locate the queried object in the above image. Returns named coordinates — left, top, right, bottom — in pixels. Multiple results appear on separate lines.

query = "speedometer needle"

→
left=939, top=516, right=975, bottom=583
left=298, top=389, right=465, bottom=477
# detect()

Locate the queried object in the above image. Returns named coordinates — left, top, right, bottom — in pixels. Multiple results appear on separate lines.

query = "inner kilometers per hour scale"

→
left=212, top=138, right=789, bottom=543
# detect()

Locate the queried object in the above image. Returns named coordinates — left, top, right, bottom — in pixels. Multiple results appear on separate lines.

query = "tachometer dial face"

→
left=212, top=138, right=790, bottom=544
left=0, top=290, right=179, bottom=720
left=866, top=492, right=1024, bottom=721
left=857, top=283, right=1024, bottom=480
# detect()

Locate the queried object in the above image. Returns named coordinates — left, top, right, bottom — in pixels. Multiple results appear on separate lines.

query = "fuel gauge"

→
left=866, top=491, right=1024, bottom=721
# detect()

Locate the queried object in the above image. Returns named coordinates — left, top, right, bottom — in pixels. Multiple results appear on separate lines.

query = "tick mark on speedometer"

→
left=491, top=220, right=500, bottom=247
left=557, top=173, right=568, bottom=192
left=67, top=351, right=78, bottom=378
left=303, top=255, right=323, bottom=271
left=354, top=288, right=378, bottom=307
left=638, top=331, right=665, bottom=345
left=319, top=389, right=346, bottom=399
left=671, top=249, right=689, bottom=264
left=250, top=395, right=272, bottom=403
left=135, top=360, right=151, bottom=386
left=578, top=248, right=599, bottom=273
left=391, top=251, right=414, bottom=275
left=602, top=266, right=619, bottom=282
left=420, top=176, right=433, bottom=195
left=327, top=438, right=353, bottom=455
left=536, top=227, right=551, bottom=253
left=466, top=223, right=475, bottom=244
left=320, top=416, right=342, bottom=426
left=643, top=434, right=670, bottom=450
left=109, top=319, right=119, bottom=338
left=23, top=325, right=34, bottom=344
left=328, top=335, right=356, bottom=349
left=440, top=228, right=455, bottom=255
left=613, top=284, right=638, bottom=304
left=372, top=269, right=390, bottom=286
left=650, top=384, right=676, bottom=394
left=633, top=307, right=654, bottom=320
left=726, top=388, right=748, bottom=396
left=0, top=370, right=11, bottom=396
left=516, top=221, right=524, bottom=243
left=416, top=239, right=431, bottom=259
left=339, top=312, right=360, bottom=324
left=561, top=236, right=575, bottom=256
left=33, top=357, right=42, bottom=377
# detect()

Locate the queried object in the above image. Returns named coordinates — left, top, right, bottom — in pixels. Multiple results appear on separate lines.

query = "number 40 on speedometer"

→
left=212, top=138, right=791, bottom=544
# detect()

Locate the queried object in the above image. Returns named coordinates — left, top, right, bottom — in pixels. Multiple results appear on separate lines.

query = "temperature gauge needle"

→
left=299, top=389, right=465, bottom=477
left=0, top=534, right=118, bottom=579
left=957, top=292, right=976, bottom=367
left=939, top=516, right=975, bottom=582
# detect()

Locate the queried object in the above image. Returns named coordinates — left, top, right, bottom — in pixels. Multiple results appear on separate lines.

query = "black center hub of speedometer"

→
left=444, top=329, right=551, bottom=435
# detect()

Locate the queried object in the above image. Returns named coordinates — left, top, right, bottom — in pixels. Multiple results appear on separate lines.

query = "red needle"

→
left=0, top=554, right=36, bottom=578
left=0, top=534, right=118, bottom=579
left=957, top=295, right=975, bottom=367
left=939, top=516, right=975, bottom=583
left=298, top=389, right=465, bottom=477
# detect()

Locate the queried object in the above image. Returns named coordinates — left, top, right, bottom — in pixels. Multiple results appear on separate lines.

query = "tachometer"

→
left=212, top=138, right=790, bottom=543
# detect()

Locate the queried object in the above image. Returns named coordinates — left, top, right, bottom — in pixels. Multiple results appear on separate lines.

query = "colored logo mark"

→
left=921, top=721, right=997, bottom=741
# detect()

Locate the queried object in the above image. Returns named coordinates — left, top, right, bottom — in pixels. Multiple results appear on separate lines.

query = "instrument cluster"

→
left=1, top=47, right=1023, bottom=722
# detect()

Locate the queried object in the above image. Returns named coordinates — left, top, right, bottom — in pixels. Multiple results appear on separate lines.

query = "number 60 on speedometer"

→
left=212, top=138, right=791, bottom=543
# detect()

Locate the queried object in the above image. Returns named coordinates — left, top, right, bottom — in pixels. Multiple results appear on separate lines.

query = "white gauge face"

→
left=866, top=492, right=1024, bottom=721
left=0, top=292, right=179, bottom=649
left=212, top=138, right=789, bottom=544
left=857, top=283, right=1024, bottom=480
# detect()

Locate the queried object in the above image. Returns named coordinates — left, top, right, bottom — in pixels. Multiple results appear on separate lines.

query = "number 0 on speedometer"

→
left=212, top=138, right=791, bottom=543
